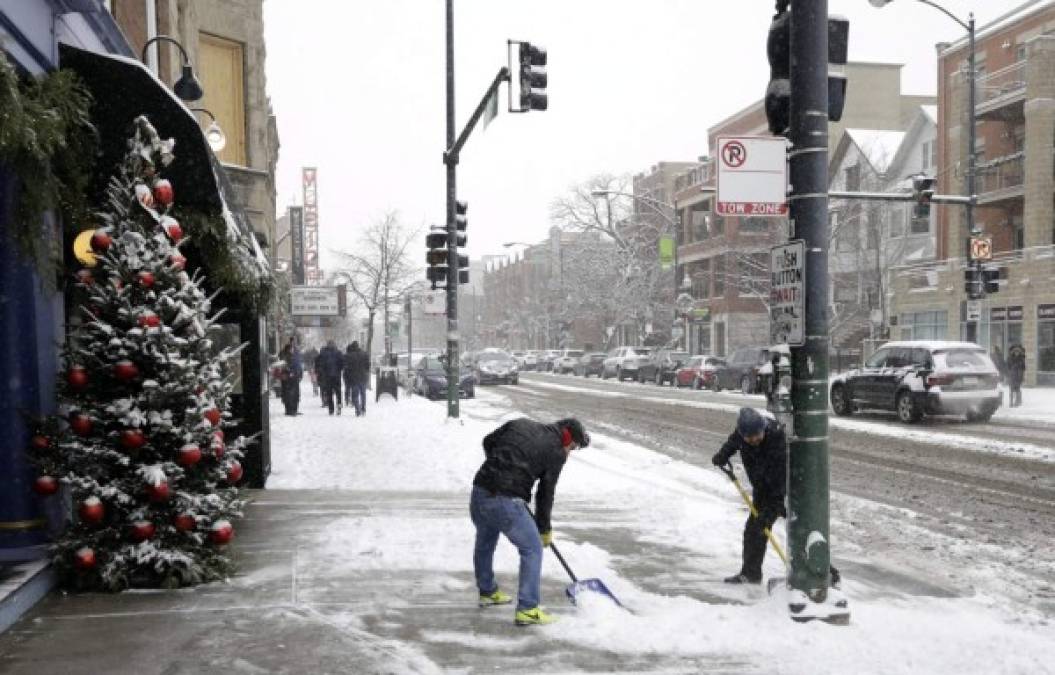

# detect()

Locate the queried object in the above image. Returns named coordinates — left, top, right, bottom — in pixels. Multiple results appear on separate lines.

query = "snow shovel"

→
left=548, top=539, right=626, bottom=609
left=718, top=464, right=788, bottom=593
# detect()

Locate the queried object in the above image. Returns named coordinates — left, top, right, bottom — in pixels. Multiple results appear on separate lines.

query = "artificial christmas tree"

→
left=28, top=116, right=249, bottom=591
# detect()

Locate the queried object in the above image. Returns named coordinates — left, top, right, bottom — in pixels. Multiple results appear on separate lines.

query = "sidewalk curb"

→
left=0, top=560, right=55, bottom=635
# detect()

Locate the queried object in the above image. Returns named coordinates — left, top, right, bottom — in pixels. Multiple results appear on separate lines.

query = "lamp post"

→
left=190, top=108, right=227, bottom=152
left=140, top=35, right=204, bottom=102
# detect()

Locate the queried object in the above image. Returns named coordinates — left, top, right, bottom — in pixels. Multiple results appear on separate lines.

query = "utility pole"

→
left=444, top=0, right=460, bottom=418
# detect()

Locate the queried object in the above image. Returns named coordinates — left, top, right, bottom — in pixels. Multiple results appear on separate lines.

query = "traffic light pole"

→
left=444, top=0, right=459, bottom=418
left=787, top=0, right=844, bottom=620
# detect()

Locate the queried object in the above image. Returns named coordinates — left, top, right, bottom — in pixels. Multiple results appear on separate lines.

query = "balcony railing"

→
left=976, top=61, right=1026, bottom=111
left=674, top=162, right=713, bottom=194
left=976, top=152, right=1024, bottom=199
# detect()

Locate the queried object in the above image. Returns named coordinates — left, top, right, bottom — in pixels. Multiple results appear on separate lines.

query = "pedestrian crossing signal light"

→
left=456, top=200, right=468, bottom=232
left=912, top=174, right=935, bottom=221
left=426, top=229, right=448, bottom=289
left=964, top=265, right=982, bottom=300
left=982, top=266, right=1000, bottom=294
left=518, top=42, right=548, bottom=111
left=764, top=10, right=790, bottom=136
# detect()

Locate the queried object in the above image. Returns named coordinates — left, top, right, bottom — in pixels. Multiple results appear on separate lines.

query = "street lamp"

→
left=190, top=108, right=227, bottom=152
left=140, top=35, right=204, bottom=102
left=869, top=0, right=977, bottom=236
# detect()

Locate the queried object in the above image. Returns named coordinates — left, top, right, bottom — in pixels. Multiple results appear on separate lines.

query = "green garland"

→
left=175, top=209, right=273, bottom=308
left=0, top=53, right=97, bottom=277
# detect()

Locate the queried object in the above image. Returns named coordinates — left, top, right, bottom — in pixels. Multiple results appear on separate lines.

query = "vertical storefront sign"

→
left=289, top=206, right=305, bottom=285
left=302, top=167, right=320, bottom=285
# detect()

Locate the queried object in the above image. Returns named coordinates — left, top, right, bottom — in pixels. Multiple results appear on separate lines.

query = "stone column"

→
left=1023, top=36, right=1055, bottom=249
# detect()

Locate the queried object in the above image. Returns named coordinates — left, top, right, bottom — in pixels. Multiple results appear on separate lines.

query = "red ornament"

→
left=177, top=444, right=202, bottom=467
left=137, top=312, right=161, bottom=329
left=146, top=480, right=170, bottom=503
left=169, top=254, right=187, bottom=271
left=213, top=429, right=225, bottom=442
left=69, top=413, right=92, bottom=437
left=66, top=365, right=89, bottom=390
left=33, top=475, right=59, bottom=496
left=161, top=216, right=183, bottom=243
left=173, top=513, right=196, bottom=532
left=204, top=408, right=222, bottom=427
left=128, top=520, right=157, bottom=543
left=90, top=230, right=112, bottom=252
left=30, top=435, right=50, bottom=450
left=225, top=460, right=244, bottom=485
left=119, top=429, right=146, bottom=451
left=209, top=520, right=234, bottom=545
left=78, top=497, right=105, bottom=525
left=73, top=547, right=97, bottom=570
left=137, top=271, right=156, bottom=289
left=75, top=269, right=94, bottom=285
left=152, top=179, right=174, bottom=206
left=135, top=183, right=154, bottom=208
left=113, top=360, right=139, bottom=381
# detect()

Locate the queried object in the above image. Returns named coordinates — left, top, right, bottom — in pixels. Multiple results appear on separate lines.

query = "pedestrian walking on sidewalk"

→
left=344, top=341, right=371, bottom=416
left=1007, top=344, right=1026, bottom=407
left=304, top=345, right=320, bottom=396
left=278, top=339, right=303, bottom=416
left=470, top=417, right=590, bottom=626
left=316, top=340, right=345, bottom=415
left=712, top=407, right=840, bottom=587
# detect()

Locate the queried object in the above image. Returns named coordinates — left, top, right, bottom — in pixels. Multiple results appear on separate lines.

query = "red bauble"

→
left=177, top=443, right=202, bottom=467
left=114, top=360, right=139, bottom=381
left=169, top=254, right=187, bottom=271
left=173, top=513, right=196, bottom=532
left=152, top=179, right=174, bottom=206
left=128, top=520, right=156, bottom=543
left=209, top=520, right=234, bottom=545
left=213, top=429, right=225, bottom=442
left=73, top=547, right=97, bottom=570
left=161, top=216, right=183, bottom=243
left=89, top=231, right=112, bottom=252
left=204, top=408, right=222, bottom=427
left=75, top=269, right=94, bottom=285
left=137, top=271, right=156, bottom=289
left=225, top=460, right=244, bottom=485
left=137, top=312, right=161, bottom=329
left=33, top=475, right=59, bottom=496
left=69, top=413, right=92, bottom=437
left=78, top=497, right=105, bottom=525
left=119, top=429, right=146, bottom=450
left=66, top=365, right=89, bottom=390
left=146, top=480, right=170, bottom=503
left=30, top=435, right=50, bottom=450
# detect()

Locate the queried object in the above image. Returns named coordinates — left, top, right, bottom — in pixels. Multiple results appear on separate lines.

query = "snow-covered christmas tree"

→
left=28, top=115, right=249, bottom=591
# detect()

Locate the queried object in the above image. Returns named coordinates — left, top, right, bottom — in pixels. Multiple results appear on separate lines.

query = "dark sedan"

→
left=574, top=352, right=607, bottom=377
left=637, top=349, right=690, bottom=385
left=414, top=356, right=475, bottom=399
left=472, top=350, right=519, bottom=385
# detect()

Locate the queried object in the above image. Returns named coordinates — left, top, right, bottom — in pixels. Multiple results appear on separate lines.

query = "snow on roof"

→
left=879, top=340, right=985, bottom=351
left=920, top=105, right=937, bottom=123
left=940, top=0, right=1055, bottom=55
left=845, top=129, right=906, bottom=174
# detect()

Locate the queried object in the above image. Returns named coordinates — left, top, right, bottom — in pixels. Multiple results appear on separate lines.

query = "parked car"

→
left=472, top=350, right=519, bottom=385
left=522, top=351, right=540, bottom=371
left=414, top=355, right=475, bottom=399
left=829, top=340, right=1002, bottom=423
left=713, top=346, right=772, bottom=393
left=674, top=355, right=726, bottom=389
left=575, top=352, right=607, bottom=377
left=601, top=346, right=653, bottom=381
left=554, top=349, right=585, bottom=374
left=637, top=349, right=690, bottom=385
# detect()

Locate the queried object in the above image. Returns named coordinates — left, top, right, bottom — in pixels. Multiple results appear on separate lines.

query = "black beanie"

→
left=556, top=418, right=590, bottom=448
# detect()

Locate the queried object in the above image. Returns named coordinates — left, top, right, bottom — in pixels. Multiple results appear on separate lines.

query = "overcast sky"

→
left=263, top=1, right=1024, bottom=272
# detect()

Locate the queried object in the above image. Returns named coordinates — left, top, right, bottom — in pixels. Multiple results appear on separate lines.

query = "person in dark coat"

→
left=712, top=407, right=840, bottom=587
left=278, top=339, right=303, bottom=416
left=315, top=340, right=345, bottom=415
left=471, top=417, right=590, bottom=626
left=1007, top=344, right=1026, bottom=408
left=344, top=342, right=371, bottom=416
left=343, top=345, right=356, bottom=406
left=303, top=346, right=320, bottom=396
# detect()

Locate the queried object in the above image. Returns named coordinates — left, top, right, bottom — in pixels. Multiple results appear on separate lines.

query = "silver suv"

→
left=602, top=346, right=653, bottom=381
left=830, top=341, right=1002, bottom=423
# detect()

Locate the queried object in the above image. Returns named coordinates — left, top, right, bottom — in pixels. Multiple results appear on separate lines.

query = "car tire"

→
left=467, top=388, right=476, bottom=399
left=740, top=375, right=754, bottom=394
left=655, top=371, right=663, bottom=386
left=965, top=406, right=995, bottom=423
left=896, top=390, right=921, bottom=423
left=693, top=377, right=702, bottom=390
left=830, top=384, right=853, bottom=417
left=616, top=368, right=623, bottom=381
left=637, top=370, right=646, bottom=384
left=711, top=378, right=721, bottom=392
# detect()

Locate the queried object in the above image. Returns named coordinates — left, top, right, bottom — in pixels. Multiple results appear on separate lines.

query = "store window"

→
left=1038, top=304, right=1055, bottom=385
left=900, top=310, right=947, bottom=340
left=198, top=33, right=247, bottom=166
left=989, top=306, right=1024, bottom=357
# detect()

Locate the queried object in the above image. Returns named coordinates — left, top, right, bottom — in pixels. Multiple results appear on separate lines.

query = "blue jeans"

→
left=351, top=383, right=367, bottom=415
left=469, top=485, right=542, bottom=611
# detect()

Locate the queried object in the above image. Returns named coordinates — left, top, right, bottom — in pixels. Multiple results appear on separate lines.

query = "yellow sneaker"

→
left=478, top=589, right=513, bottom=607
left=514, top=607, right=557, bottom=626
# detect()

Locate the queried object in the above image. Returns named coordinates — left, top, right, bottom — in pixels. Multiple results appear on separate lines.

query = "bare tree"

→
left=333, top=212, right=421, bottom=355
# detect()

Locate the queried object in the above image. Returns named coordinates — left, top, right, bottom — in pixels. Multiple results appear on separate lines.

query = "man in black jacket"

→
left=315, top=340, right=344, bottom=415
left=470, top=417, right=590, bottom=626
left=343, top=341, right=371, bottom=416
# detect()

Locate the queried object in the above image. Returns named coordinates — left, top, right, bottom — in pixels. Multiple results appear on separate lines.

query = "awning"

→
left=57, top=43, right=271, bottom=298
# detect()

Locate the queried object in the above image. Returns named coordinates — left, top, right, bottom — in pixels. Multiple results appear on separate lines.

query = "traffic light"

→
left=426, top=228, right=447, bottom=289
left=912, top=174, right=935, bottom=221
left=982, top=266, right=1000, bottom=294
left=964, top=264, right=982, bottom=300
left=455, top=200, right=469, bottom=284
left=518, top=42, right=548, bottom=111
left=764, top=12, right=849, bottom=136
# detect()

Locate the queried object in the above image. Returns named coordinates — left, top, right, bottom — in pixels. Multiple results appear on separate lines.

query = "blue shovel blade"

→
left=565, top=578, right=624, bottom=608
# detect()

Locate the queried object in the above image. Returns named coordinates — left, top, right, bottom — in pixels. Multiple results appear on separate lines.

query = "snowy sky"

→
left=263, top=0, right=1022, bottom=271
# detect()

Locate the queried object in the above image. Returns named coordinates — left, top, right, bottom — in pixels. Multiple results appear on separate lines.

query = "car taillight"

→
left=926, top=373, right=954, bottom=387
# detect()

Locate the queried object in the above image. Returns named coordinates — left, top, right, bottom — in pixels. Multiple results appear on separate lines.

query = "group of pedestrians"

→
left=276, top=338, right=372, bottom=417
